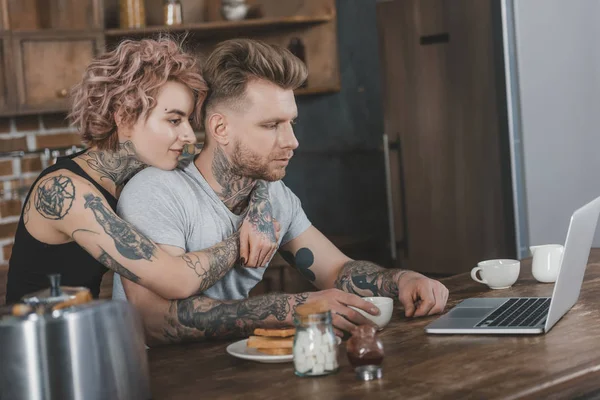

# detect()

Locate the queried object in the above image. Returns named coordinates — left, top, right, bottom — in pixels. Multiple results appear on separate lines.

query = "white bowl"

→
left=348, top=296, right=393, bottom=330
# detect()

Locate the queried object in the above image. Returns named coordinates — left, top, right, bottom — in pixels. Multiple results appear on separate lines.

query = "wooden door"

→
left=376, top=0, right=514, bottom=275
left=12, top=33, right=104, bottom=113
left=0, top=35, right=16, bottom=115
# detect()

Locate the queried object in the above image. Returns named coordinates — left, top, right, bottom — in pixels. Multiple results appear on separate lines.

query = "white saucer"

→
left=226, top=337, right=342, bottom=364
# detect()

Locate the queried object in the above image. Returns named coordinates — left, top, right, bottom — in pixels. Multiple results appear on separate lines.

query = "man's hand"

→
left=396, top=271, right=449, bottom=317
left=306, top=289, right=380, bottom=337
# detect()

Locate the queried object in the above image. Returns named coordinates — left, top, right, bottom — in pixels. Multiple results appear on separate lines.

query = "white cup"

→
left=471, top=259, right=520, bottom=289
left=348, top=297, right=393, bottom=330
left=530, top=244, right=564, bottom=283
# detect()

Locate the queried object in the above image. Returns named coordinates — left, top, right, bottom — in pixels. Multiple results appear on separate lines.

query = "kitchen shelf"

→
left=105, top=15, right=333, bottom=38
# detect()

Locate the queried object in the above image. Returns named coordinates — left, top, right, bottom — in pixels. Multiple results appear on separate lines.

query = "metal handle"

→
left=48, top=274, right=62, bottom=297
left=383, top=134, right=397, bottom=261
left=56, top=88, right=68, bottom=98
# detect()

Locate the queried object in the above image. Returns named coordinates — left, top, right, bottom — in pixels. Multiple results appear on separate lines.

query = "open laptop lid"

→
left=544, top=196, right=600, bottom=332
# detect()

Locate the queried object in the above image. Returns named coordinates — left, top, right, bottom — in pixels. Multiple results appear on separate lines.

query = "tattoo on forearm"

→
left=34, top=175, right=76, bottom=220
left=81, top=141, right=146, bottom=189
left=334, top=261, right=403, bottom=298
left=292, top=293, right=309, bottom=314
left=280, top=248, right=316, bottom=282
left=83, top=193, right=156, bottom=260
left=162, top=293, right=298, bottom=343
left=97, top=246, right=140, bottom=283
left=247, top=181, right=276, bottom=242
left=181, top=232, right=240, bottom=292
left=212, top=146, right=255, bottom=214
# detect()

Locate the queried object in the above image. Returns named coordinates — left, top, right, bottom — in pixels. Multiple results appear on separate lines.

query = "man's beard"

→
left=230, top=140, right=286, bottom=182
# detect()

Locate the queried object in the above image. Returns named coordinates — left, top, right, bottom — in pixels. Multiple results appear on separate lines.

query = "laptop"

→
left=425, top=195, right=600, bottom=335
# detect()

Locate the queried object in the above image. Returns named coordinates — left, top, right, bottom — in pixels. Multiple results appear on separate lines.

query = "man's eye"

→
left=291, top=119, right=297, bottom=125
left=265, top=123, right=278, bottom=129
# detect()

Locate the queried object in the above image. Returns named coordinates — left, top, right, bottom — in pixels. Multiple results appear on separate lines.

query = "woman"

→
left=6, top=38, right=278, bottom=304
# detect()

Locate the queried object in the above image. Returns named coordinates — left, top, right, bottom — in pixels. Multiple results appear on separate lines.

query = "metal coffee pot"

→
left=0, top=274, right=150, bottom=400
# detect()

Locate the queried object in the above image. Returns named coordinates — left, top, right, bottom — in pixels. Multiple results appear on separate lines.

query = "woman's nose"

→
left=180, top=125, right=197, bottom=145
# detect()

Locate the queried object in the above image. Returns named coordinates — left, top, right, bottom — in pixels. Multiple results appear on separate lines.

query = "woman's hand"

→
left=239, top=181, right=280, bottom=267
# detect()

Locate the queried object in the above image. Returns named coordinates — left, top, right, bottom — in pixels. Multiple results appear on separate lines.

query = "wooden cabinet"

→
left=0, top=35, right=15, bottom=114
left=0, top=0, right=339, bottom=116
left=5, top=0, right=103, bottom=31
left=106, top=0, right=340, bottom=96
left=0, top=0, right=105, bottom=116
left=12, top=33, right=104, bottom=113
left=377, top=0, right=515, bottom=275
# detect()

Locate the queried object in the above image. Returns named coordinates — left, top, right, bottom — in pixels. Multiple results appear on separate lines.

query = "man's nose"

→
left=280, top=124, right=299, bottom=150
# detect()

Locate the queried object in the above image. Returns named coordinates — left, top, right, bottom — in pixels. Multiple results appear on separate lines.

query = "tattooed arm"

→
left=122, top=242, right=379, bottom=343
left=126, top=281, right=310, bottom=345
left=279, top=226, right=449, bottom=317
left=23, top=171, right=243, bottom=299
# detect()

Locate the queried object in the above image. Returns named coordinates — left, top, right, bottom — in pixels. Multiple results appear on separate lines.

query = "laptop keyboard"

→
left=475, top=298, right=551, bottom=328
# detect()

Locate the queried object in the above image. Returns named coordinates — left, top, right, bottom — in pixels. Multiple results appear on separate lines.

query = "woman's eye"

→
left=169, top=119, right=181, bottom=125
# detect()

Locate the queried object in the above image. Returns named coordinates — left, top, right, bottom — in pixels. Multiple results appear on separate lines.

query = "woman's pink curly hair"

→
left=69, top=37, right=207, bottom=151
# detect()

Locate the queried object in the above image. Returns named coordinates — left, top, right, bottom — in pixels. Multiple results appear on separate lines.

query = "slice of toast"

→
left=256, top=347, right=293, bottom=355
left=253, top=327, right=296, bottom=338
left=247, top=335, right=294, bottom=349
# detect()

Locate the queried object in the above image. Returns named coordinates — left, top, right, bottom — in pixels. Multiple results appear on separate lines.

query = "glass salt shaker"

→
left=293, top=304, right=339, bottom=377
left=346, top=325, right=384, bottom=380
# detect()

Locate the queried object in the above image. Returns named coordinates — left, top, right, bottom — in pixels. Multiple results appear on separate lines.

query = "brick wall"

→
left=0, top=113, right=82, bottom=265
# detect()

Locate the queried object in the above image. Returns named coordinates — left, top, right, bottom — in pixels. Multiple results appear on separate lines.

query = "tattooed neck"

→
left=80, top=141, right=146, bottom=191
left=210, top=146, right=257, bottom=214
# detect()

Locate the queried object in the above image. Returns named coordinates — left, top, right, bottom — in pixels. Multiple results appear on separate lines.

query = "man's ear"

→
left=207, top=112, right=229, bottom=146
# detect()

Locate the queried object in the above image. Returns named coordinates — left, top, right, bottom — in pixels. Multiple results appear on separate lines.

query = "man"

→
left=112, top=38, right=449, bottom=345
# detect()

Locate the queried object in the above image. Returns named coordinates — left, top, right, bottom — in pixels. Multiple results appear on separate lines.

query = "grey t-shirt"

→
left=111, top=158, right=311, bottom=302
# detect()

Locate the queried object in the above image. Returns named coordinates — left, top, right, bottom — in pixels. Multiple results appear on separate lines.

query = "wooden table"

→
left=147, top=249, right=600, bottom=400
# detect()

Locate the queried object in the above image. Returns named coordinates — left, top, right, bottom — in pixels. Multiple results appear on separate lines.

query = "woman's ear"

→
left=207, top=112, right=229, bottom=146
left=114, top=109, right=132, bottom=138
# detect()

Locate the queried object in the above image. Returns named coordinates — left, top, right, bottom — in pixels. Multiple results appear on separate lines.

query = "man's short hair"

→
left=69, top=37, right=207, bottom=151
left=202, top=38, right=308, bottom=118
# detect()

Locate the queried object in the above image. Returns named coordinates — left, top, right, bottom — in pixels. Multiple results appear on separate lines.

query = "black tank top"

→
left=5, top=151, right=117, bottom=304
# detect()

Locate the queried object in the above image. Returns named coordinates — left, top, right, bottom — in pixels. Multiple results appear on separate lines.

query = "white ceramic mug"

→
left=348, top=297, right=393, bottom=330
left=471, top=259, right=520, bottom=289
left=530, top=244, right=564, bottom=283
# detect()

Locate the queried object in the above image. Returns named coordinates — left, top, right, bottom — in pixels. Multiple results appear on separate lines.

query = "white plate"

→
left=226, top=337, right=342, bottom=364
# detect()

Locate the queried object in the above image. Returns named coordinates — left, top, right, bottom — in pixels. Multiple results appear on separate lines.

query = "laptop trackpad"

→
left=448, top=308, right=495, bottom=319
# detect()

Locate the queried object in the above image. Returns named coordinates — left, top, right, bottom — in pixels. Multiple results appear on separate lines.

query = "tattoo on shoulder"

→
left=83, top=193, right=156, bottom=260
left=280, top=248, right=316, bottom=282
left=34, top=175, right=76, bottom=220
left=23, top=199, right=31, bottom=226
left=97, top=247, right=140, bottom=283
